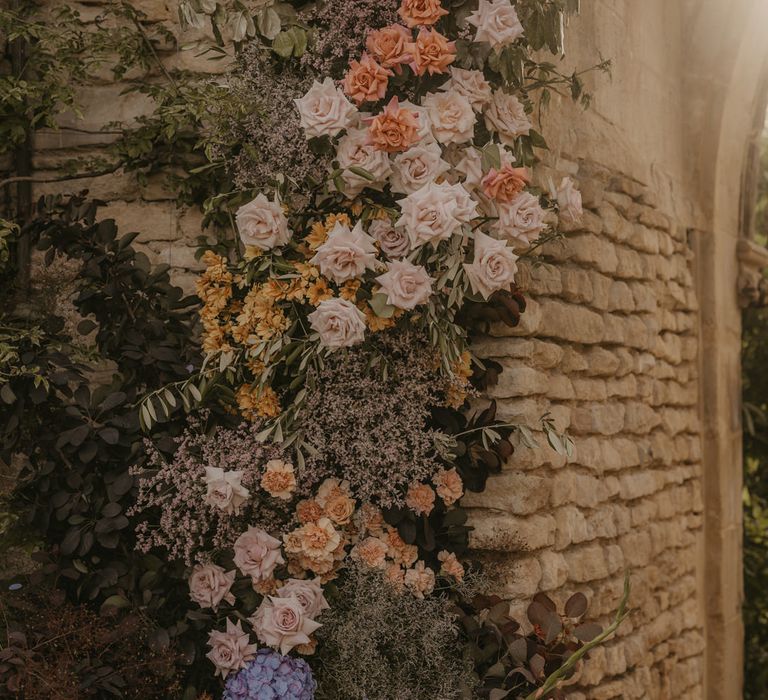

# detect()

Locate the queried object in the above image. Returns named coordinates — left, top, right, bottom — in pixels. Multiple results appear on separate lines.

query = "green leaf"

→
left=272, top=31, right=295, bottom=58
left=287, top=26, right=307, bottom=57
left=368, top=293, right=396, bottom=318
left=348, top=165, right=376, bottom=181
left=257, top=7, right=282, bottom=40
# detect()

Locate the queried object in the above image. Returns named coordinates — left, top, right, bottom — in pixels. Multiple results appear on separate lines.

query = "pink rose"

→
left=206, top=619, right=258, bottom=678
left=466, top=0, right=524, bottom=50
left=189, top=563, right=236, bottom=610
left=485, top=91, right=531, bottom=146
left=235, top=194, right=292, bottom=251
left=463, top=230, right=519, bottom=300
left=395, top=181, right=462, bottom=248
left=307, top=298, right=367, bottom=348
left=439, top=67, right=492, bottom=111
left=276, top=577, right=330, bottom=617
left=390, top=141, right=451, bottom=195
left=335, top=127, right=392, bottom=196
left=294, top=78, right=357, bottom=138
left=556, top=176, right=583, bottom=223
left=496, top=191, right=546, bottom=245
left=369, top=218, right=411, bottom=258
left=343, top=54, right=393, bottom=105
left=310, top=221, right=378, bottom=283
left=233, top=527, right=285, bottom=583
left=203, top=466, right=250, bottom=515
left=250, top=595, right=322, bottom=655
left=375, top=260, right=433, bottom=310
left=423, top=91, right=476, bottom=145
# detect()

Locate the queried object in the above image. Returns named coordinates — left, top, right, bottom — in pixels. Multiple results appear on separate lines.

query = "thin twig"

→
left=0, top=165, right=121, bottom=190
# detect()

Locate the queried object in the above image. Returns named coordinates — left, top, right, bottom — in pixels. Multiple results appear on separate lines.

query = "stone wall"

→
left=21, top=0, right=768, bottom=698
left=466, top=162, right=705, bottom=698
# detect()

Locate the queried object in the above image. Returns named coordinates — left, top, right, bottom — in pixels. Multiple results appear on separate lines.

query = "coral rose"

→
left=481, top=164, right=530, bottom=202
left=260, top=459, right=297, bottom=500
left=410, top=27, right=456, bottom=76
left=367, top=96, right=420, bottom=153
left=405, top=482, right=436, bottom=515
left=343, top=54, right=393, bottom=105
left=366, top=24, right=414, bottom=70
left=189, top=563, right=236, bottom=611
left=233, top=527, right=285, bottom=583
left=398, top=0, right=448, bottom=27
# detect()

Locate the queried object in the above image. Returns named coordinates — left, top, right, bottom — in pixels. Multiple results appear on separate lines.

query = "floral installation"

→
left=132, top=0, right=618, bottom=697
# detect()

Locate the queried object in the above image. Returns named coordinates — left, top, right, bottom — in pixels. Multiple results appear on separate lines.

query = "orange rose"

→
left=398, top=0, right=448, bottom=28
left=481, top=164, right=530, bottom=202
left=366, top=24, right=414, bottom=70
left=343, top=54, right=393, bottom=105
left=410, top=27, right=455, bottom=76
left=366, top=96, right=420, bottom=153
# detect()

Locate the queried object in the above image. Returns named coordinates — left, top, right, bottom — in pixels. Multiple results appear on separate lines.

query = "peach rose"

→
left=433, top=467, right=463, bottom=506
left=398, top=0, right=448, bottom=28
left=324, top=492, right=356, bottom=526
left=250, top=595, right=322, bottom=655
left=260, top=459, right=296, bottom=500
left=233, top=527, right=285, bottom=583
left=343, top=54, right=393, bottom=105
left=438, top=550, right=465, bottom=582
left=404, top=560, right=436, bottom=598
left=410, top=27, right=456, bottom=76
left=367, top=96, right=420, bottom=153
left=481, top=164, right=530, bottom=202
left=206, top=619, right=258, bottom=678
left=366, top=24, right=414, bottom=70
left=188, top=563, right=236, bottom=611
left=405, top=482, right=436, bottom=515
left=351, top=536, right=389, bottom=569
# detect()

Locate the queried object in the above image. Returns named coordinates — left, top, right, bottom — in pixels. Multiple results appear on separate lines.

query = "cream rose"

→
left=439, top=67, right=492, bottom=111
left=423, top=91, right=476, bottom=145
left=233, top=527, right=285, bottom=583
left=390, top=141, right=451, bottom=195
left=556, top=176, right=583, bottom=223
left=206, top=619, right=258, bottom=678
left=466, top=0, right=525, bottom=50
left=294, top=77, right=357, bottom=138
left=250, top=595, right=322, bottom=655
left=369, top=218, right=411, bottom=258
left=464, top=230, right=519, bottom=299
left=395, top=181, right=463, bottom=248
left=453, top=146, right=484, bottom=190
left=484, top=90, right=531, bottom=146
left=335, top=127, right=393, bottom=196
left=447, top=181, right=479, bottom=223
left=203, top=467, right=250, bottom=516
left=235, top=194, right=292, bottom=251
left=375, top=260, right=434, bottom=310
left=308, top=298, right=367, bottom=348
left=496, top=191, right=546, bottom=245
left=276, top=577, right=330, bottom=618
left=310, top=221, right=378, bottom=283
left=188, top=563, right=236, bottom=611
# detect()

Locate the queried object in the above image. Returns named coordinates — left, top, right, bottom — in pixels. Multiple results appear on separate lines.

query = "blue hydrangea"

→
left=223, top=649, right=316, bottom=700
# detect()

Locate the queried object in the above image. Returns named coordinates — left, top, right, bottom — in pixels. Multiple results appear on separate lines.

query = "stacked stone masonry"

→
left=464, top=162, right=705, bottom=699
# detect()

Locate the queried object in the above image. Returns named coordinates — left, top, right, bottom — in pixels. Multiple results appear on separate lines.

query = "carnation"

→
left=223, top=650, right=316, bottom=700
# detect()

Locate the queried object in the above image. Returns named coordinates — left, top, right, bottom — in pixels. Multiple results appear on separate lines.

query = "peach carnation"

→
left=433, top=467, right=463, bottom=506
left=386, top=528, right=418, bottom=567
left=296, top=498, right=324, bottom=524
left=291, top=517, right=341, bottom=560
left=366, top=24, right=414, bottom=70
left=405, top=482, right=436, bottom=516
left=404, top=560, right=436, bottom=598
left=367, top=96, right=420, bottom=153
left=343, top=54, right=393, bottom=105
left=351, top=536, right=389, bottom=569
left=410, top=27, right=456, bottom=76
left=385, top=563, right=406, bottom=589
left=398, top=0, right=448, bottom=28
left=260, top=459, right=297, bottom=500
left=438, top=550, right=465, bottom=582
left=481, top=164, right=530, bottom=203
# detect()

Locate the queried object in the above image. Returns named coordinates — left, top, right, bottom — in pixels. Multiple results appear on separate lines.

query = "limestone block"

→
left=551, top=471, right=609, bottom=508
left=628, top=223, right=661, bottom=254
left=606, top=280, right=635, bottom=312
left=467, top=510, right=556, bottom=551
left=564, top=544, right=611, bottom=583
left=488, top=366, right=550, bottom=398
left=571, top=377, right=607, bottom=401
left=461, top=472, right=551, bottom=515
left=538, top=550, right=569, bottom=590
left=566, top=233, right=619, bottom=274
left=571, top=402, right=625, bottom=436
left=537, top=299, right=605, bottom=344
left=100, top=200, right=178, bottom=242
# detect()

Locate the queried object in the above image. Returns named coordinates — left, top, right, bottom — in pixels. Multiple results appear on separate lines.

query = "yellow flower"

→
left=202, top=325, right=233, bottom=355
left=307, top=278, right=334, bottom=306
left=339, top=279, right=361, bottom=302
left=236, top=384, right=281, bottom=420
left=244, top=244, right=263, bottom=260
left=306, top=221, right=329, bottom=251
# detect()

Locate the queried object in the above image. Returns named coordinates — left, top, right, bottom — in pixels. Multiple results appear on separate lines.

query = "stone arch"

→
left=684, top=1, right=768, bottom=697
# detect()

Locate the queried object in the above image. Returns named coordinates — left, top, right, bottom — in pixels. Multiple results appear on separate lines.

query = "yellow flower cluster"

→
left=305, top=212, right=352, bottom=251
left=445, top=350, right=473, bottom=409
left=236, top=384, right=281, bottom=420
left=196, top=251, right=234, bottom=355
